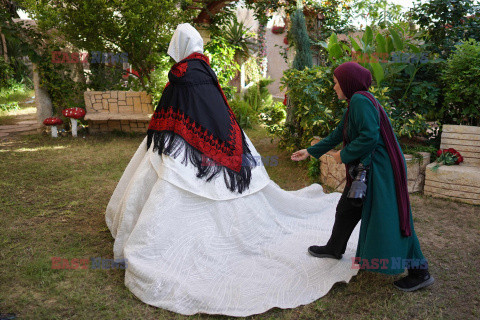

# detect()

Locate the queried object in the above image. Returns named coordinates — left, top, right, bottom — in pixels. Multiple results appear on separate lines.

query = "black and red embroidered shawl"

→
left=146, top=52, right=256, bottom=193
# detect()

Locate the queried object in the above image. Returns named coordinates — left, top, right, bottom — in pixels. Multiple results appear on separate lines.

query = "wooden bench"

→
left=84, top=91, right=154, bottom=133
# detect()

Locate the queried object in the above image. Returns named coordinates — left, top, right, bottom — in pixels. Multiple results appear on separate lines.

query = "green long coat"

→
left=307, top=93, right=426, bottom=275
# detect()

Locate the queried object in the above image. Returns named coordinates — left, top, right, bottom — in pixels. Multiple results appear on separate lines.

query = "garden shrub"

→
left=0, top=57, right=14, bottom=89
left=243, top=78, right=274, bottom=113
left=205, top=36, right=240, bottom=100
left=259, top=101, right=286, bottom=129
left=229, top=96, right=257, bottom=129
left=279, top=64, right=347, bottom=151
left=441, top=39, right=480, bottom=126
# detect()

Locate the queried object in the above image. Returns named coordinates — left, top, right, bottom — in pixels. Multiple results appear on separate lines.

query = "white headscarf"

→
left=167, top=23, right=204, bottom=62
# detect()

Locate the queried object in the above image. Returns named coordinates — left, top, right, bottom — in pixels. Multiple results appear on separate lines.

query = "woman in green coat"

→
left=291, top=62, right=434, bottom=291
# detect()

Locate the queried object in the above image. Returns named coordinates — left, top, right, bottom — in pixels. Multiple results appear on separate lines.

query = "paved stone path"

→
left=0, top=99, right=41, bottom=140
left=0, top=113, right=41, bottom=140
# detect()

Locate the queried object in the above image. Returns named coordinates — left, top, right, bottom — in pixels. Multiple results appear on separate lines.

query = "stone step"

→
left=443, top=124, right=480, bottom=135
left=424, top=163, right=480, bottom=205
left=441, top=138, right=480, bottom=148
left=424, top=186, right=480, bottom=205
left=441, top=132, right=480, bottom=142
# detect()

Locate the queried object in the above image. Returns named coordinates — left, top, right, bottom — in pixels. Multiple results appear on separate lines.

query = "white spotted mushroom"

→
left=62, top=107, right=86, bottom=137
left=43, top=117, right=63, bottom=138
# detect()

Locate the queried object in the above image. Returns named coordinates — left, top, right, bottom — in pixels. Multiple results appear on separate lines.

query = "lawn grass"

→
left=1, top=122, right=479, bottom=319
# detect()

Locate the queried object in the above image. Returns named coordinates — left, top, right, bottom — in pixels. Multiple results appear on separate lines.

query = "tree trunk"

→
left=0, top=27, right=9, bottom=64
left=33, top=63, right=53, bottom=128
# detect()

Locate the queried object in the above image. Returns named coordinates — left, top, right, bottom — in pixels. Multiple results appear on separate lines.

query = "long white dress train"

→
left=105, top=134, right=360, bottom=316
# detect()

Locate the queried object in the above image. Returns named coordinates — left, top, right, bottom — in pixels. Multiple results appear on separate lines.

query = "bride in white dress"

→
left=105, top=23, right=360, bottom=317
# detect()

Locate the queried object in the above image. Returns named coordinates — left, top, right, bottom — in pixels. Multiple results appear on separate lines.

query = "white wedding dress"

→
left=105, top=133, right=360, bottom=316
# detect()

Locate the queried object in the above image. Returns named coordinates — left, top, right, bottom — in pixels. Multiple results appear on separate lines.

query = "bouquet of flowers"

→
left=431, top=148, right=464, bottom=171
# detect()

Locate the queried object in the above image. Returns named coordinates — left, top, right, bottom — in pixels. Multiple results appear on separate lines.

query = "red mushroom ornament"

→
left=62, top=107, right=86, bottom=137
left=43, top=117, right=63, bottom=138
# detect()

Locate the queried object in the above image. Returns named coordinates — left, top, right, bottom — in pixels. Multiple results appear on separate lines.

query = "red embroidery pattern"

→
left=182, top=52, right=210, bottom=65
left=149, top=52, right=244, bottom=172
left=171, top=62, right=188, bottom=77
left=170, top=53, right=210, bottom=78
left=148, top=107, right=243, bottom=172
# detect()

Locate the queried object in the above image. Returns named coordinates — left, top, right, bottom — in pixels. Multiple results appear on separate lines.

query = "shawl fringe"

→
left=147, top=129, right=257, bottom=194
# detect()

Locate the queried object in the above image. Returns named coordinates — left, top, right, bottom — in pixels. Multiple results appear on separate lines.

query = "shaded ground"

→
left=0, top=91, right=39, bottom=139
left=0, top=110, right=479, bottom=319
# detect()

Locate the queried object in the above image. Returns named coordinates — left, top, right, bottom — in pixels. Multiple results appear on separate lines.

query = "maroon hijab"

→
left=334, top=61, right=372, bottom=101
left=334, top=62, right=412, bottom=237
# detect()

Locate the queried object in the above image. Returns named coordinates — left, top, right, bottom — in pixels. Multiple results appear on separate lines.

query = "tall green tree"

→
left=19, top=0, right=197, bottom=89
left=410, top=0, right=480, bottom=58
left=283, top=8, right=314, bottom=147
left=353, top=0, right=404, bottom=28
left=0, top=1, right=39, bottom=85
left=291, top=8, right=313, bottom=71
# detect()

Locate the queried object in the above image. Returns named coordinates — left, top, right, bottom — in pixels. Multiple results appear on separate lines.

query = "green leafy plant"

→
left=322, top=26, right=438, bottom=139
left=280, top=64, right=347, bottom=151
left=307, top=157, right=321, bottom=183
left=410, top=0, right=480, bottom=58
left=243, top=55, right=262, bottom=85
left=291, top=8, right=313, bottom=71
left=441, top=39, right=480, bottom=126
left=218, top=18, right=256, bottom=64
left=353, top=0, right=405, bottom=28
left=144, top=53, right=173, bottom=106
left=35, top=45, right=87, bottom=116
left=259, top=101, right=286, bottom=126
left=21, top=0, right=196, bottom=90
left=243, top=78, right=274, bottom=112
left=205, top=36, right=240, bottom=100
left=228, top=96, right=257, bottom=129
left=0, top=57, right=14, bottom=88
left=0, top=101, right=19, bottom=112
left=87, top=62, right=125, bottom=92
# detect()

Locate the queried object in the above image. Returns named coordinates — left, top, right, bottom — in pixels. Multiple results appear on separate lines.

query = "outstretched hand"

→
left=291, top=149, right=310, bottom=161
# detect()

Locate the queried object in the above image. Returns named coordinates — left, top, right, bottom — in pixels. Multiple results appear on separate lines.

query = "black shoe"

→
left=308, top=245, right=342, bottom=259
left=393, top=272, right=435, bottom=292
left=0, top=313, right=16, bottom=320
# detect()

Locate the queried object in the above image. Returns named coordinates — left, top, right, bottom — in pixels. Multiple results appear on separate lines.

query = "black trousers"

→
left=326, top=186, right=363, bottom=256
left=327, top=186, right=429, bottom=274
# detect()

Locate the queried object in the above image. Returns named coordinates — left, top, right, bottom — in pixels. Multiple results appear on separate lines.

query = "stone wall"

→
left=319, top=154, right=346, bottom=192
left=313, top=139, right=431, bottom=194
left=424, top=165, right=480, bottom=205
left=84, top=91, right=153, bottom=133
left=87, top=120, right=149, bottom=133
left=405, top=152, right=431, bottom=193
